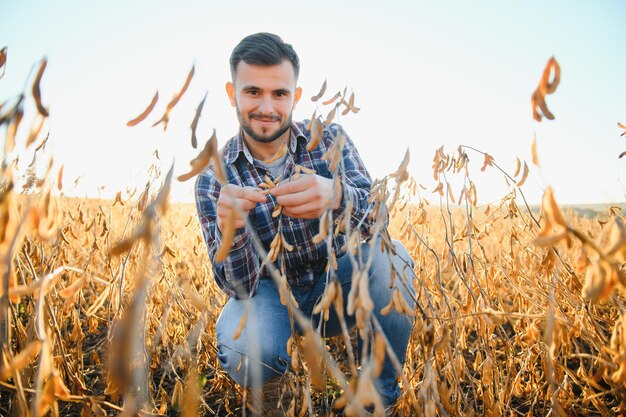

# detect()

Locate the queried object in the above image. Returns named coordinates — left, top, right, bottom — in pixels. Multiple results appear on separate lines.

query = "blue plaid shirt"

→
left=195, top=121, right=376, bottom=299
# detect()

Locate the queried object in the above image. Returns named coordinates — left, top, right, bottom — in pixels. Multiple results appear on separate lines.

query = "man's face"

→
left=226, top=60, right=302, bottom=144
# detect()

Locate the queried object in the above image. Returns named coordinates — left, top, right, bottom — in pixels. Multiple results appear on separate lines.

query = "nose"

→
left=258, top=95, right=275, bottom=115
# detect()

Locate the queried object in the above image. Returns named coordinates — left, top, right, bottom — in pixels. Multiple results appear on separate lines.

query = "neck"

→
left=242, top=129, right=291, bottom=161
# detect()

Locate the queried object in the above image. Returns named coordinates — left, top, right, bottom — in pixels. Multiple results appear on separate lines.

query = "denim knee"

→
left=214, top=286, right=292, bottom=387
left=216, top=338, right=289, bottom=387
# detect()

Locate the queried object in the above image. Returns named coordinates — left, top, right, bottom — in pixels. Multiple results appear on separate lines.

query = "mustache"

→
left=250, top=113, right=280, bottom=121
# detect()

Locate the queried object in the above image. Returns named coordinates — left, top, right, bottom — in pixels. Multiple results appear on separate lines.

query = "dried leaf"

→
left=190, top=91, right=208, bottom=148
left=126, top=91, right=158, bottom=127
left=311, top=79, right=327, bottom=102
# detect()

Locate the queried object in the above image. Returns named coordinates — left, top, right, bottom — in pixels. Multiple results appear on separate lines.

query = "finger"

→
left=222, top=184, right=266, bottom=202
left=239, top=198, right=258, bottom=212
left=282, top=207, right=319, bottom=219
left=275, top=188, right=317, bottom=207
left=282, top=201, right=320, bottom=217
left=233, top=219, right=246, bottom=229
left=241, top=186, right=268, bottom=203
left=270, top=175, right=313, bottom=197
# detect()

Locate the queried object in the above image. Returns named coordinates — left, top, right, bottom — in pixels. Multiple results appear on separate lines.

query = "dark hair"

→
left=230, top=32, right=300, bottom=80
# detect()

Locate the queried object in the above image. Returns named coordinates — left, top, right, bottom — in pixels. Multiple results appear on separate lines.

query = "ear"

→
left=225, top=82, right=236, bottom=107
left=293, top=86, right=302, bottom=108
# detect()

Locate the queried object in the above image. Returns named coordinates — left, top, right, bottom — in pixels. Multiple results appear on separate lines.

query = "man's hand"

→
left=270, top=174, right=342, bottom=219
left=217, top=185, right=267, bottom=232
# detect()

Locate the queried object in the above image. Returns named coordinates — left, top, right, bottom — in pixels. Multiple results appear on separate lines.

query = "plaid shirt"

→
left=195, top=121, right=376, bottom=299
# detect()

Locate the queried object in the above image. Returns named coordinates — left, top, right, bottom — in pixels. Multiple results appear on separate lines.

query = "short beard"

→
left=236, top=101, right=293, bottom=144
left=240, top=119, right=291, bottom=144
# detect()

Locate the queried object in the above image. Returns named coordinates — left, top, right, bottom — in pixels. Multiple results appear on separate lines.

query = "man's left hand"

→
left=269, top=174, right=342, bottom=219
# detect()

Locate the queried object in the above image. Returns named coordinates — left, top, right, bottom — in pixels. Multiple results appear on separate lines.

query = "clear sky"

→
left=1, top=0, right=625, bottom=205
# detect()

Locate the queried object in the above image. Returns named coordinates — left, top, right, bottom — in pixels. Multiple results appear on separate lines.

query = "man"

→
left=195, top=33, right=415, bottom=416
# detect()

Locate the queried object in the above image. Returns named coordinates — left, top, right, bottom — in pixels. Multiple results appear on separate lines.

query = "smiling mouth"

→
left=251, top=114, right=280, bottom=123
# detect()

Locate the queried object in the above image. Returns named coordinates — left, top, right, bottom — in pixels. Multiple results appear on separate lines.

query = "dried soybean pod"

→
left=516, top=162, right=529, bottom=187
left=321, top=91, right=341, bottom=106
left=57, top=165, right=64, bottom=190
left=531, top=134, right=540, bottom=166
left=541, top=56, right=560, bottom=95
left=177, top=130, right=214, bottom=182
left=190, top=91, right=208, bottom=148
left=0, top=340, right=42, bottom=381
left=153, top=65, right=195, bottom=129
left=310, top=79, right=327, bottom=102
left=209, top=131, right=228, bottom=184
left=324, top=103, right=338, bottom=126
left=127, top=91, right=159, bottom=127
left=0, top=47, right=6, bottom=78
left=167, top=65, right=195, bottom=110
left=32, top=58, right=49, bottom=117
left=25, top=115, right=45, bottom=148
left=281, top=233, right=294, bottom=252
left=232, top=309, right=248, bottom=341
left=306, top=109, right=317, bottom=130
left=513, top=157, right=521, bottom=178
left=215, top=207, right=235, bottom=263
left=306, top=118, right=323, bottom=151
left=34, top=132, right=49, bottom=152
left=347, top=92, right=360, bottom=113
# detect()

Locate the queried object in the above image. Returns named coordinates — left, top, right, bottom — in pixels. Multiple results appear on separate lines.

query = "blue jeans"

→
left=215, top=237, right=416, bottom=406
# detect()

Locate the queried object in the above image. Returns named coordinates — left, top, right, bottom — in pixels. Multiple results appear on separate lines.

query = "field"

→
left=1, top=168, right=626, bottom=416
left=2, top=52, right=626, bottom=417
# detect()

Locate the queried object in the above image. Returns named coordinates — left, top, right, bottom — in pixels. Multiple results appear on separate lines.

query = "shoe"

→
left=246, top=377, right=293, bottom=417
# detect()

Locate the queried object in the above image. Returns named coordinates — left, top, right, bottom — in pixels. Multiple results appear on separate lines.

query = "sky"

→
left=1, top=0, right=625, bottom=206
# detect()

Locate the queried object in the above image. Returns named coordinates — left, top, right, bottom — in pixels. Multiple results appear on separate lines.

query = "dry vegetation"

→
left=1, top=49, right=626, bottom=417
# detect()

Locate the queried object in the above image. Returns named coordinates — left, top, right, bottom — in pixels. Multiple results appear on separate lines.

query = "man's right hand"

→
left=216, top=185, right=267, bottom=233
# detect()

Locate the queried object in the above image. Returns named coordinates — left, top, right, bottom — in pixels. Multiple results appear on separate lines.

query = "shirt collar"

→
left=225, top=123, right=307, bottom=165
